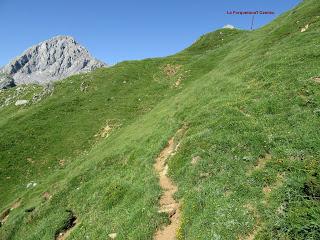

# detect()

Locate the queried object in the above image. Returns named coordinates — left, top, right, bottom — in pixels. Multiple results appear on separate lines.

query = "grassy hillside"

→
left=1, top=0, right=320, bottom=239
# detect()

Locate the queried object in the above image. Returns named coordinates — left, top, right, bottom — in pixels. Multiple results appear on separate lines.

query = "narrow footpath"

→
left=154, top=136, right=181, bottom=240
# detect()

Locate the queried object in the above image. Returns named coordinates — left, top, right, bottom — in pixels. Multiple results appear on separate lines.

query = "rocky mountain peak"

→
left=1, top=35, right=106, bottom=87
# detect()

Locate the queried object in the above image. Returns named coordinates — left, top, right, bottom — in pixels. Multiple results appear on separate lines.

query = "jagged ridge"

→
left=1, top=36, right=106, bottom=86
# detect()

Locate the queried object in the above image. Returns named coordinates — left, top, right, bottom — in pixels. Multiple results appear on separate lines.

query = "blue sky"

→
left=0, top=0, right=300, bottom=66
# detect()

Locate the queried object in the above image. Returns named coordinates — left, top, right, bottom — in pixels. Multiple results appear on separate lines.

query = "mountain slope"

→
left=1, top=36, right=106, bottom=86
left=1, top=0, right=320, bottom=239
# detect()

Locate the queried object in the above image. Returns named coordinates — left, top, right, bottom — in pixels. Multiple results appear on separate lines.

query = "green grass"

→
left=1, top=0, right=320, bottom=239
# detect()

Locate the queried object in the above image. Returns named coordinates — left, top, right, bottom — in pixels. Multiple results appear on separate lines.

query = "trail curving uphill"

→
left=154, top=128, right=185, bottom=240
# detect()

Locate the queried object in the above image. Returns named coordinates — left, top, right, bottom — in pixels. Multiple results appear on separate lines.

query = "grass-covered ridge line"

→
left=1, top=0, right=320, bottom=239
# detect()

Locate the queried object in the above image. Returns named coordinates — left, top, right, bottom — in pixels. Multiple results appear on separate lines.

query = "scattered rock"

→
left=301, top=24, right=309, bottom=32
left=162, top=64, right=181, bottom=77
left=175, top=76, right=182, bottom=87
left=59, top=159, right=66, bottom=167
left=153, top=65, right=190, bottom=88
left=200, top=172, right=210, bottom=178
left=80, top=82, right=89, bottom=92
left=191, top=156, right=201, bottom=165
left=98, top=125, right=112, bottom=138
left=108, top=233, right=117, bottom=239
left=32, top=83, right=54, bottom=103
left=94, top=120, right=122, bottom=139
left=26, top=181, right=37, bottom=188
left=27, top=158, right=35, bottom=164
left=242, top=156, right=253, bottom=161
left=15, top=99, right=29, bottom=106
left=263, top=186, right=272, bottom=194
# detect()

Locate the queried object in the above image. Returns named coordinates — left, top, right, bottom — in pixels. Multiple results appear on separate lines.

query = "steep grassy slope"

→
left=1, top=0, right=320, bottom=239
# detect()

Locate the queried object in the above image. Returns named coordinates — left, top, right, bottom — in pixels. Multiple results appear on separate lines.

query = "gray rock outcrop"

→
left=0, top=73, right=15, bottom=89
left=15, top=100, right=29, bottom=106
left=1, top=36, right=106, bottom=87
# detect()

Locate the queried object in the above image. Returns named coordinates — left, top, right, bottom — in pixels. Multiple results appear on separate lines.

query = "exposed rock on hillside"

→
left=15, top=99, right=29, bottom=106
left=1, top=36, right=106, bottom=88
left=0, top=73, right=15, bottom=89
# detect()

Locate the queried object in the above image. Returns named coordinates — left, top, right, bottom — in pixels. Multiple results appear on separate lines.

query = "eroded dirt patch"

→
left=240, top=173, right=285, bottom=239
left=0, top=198, right=21, bottom=226
left=263, top=173, right=285, bottom=204
left=55, top=210, right=77, bottom=240
left=42, top=191, right=52, bottom=201
left=154, top=127, right=186, bottom=240
left=0, top=209, right=10, bottom=227
left=153, top=64, right=190, bottom=88
left=312, top=76, right=320, bottom=83
left=247, top=154, right=272, bottom=176
left=239, top=203, right=261, bottom=240
left=94, top=119, right=122, bottom=139
left=191, top=156, right=201, bottom=165
left=255, top=154, right=272, bottom=170
left=162, top=64, right=182, bottom=77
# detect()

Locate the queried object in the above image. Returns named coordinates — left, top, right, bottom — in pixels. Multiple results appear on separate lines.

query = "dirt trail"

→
left=154, top=133, right=183, bottom=240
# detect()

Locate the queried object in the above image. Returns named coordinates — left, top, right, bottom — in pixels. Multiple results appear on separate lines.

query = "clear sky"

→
left=0, top=0, right=301, bottom=66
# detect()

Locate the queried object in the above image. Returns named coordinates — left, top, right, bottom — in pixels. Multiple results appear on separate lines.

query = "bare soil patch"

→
left=247, top=154, right=271, bottom=176
left=0, top=198, right=21, bottom=226
left=95, top=120, right=121, bottom=139
left=312, top=76, right=320, bottom=83
left=162, top=64, right=182, bottom=77
left=239, top=203, right=261, bottom=240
